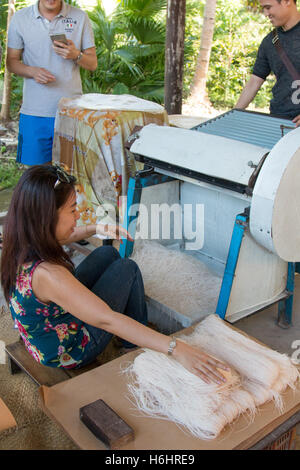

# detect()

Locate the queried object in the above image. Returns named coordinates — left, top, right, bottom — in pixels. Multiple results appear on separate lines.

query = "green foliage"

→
left=81, top=0, right=166, bottom=102
left=245, top=0, right=261, bottom=12
left=118, top=0, right=167, bottom=18
left=182, top=0, right=205, bottom=99
left=206, top=0, right=273, bottom=109
left=0, top=159, right=25, bottom=190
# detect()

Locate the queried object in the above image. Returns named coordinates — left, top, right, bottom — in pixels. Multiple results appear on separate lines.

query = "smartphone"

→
left=50, top=34, right=68, bottom=46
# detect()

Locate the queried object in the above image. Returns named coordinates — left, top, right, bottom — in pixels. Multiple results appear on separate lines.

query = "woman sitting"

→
left=0, top=165, right=228, bottom=382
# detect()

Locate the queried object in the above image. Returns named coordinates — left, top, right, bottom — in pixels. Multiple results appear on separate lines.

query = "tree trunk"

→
left=0, top=0, right=15, bottom=123
left=164, top=0, right=186, bottom=115
left=188, top=0, right=217, bottom=106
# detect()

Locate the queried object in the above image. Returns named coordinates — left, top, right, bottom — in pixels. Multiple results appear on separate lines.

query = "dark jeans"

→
left=74, top=246, right=148, bottom=367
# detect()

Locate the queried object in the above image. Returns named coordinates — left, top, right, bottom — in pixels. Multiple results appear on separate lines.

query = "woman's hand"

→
left=97, top=224, right=133, bottom=244
left=172, top=340, right=230, bottom=385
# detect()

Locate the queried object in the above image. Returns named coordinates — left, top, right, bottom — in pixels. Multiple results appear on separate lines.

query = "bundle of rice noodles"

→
left=187, top=315, right=299, bottom=409
left=125, top=314, right=299, bottom=440
left=125, top=349, right=241, bottom=440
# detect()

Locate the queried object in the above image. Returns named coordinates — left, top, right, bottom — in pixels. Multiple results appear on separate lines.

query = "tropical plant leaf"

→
left=113, top=82, right=130, bottom=94
left=119, top=0, right=167, bottom=18
left=114, top=48, right=144, bottom=78
left=122, top=44, right=164, bottom=59
left=128, top=17, right=165, bottom=44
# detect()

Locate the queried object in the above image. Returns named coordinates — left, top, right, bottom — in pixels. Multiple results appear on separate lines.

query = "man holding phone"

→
left=6, top=0, right=97, bottom=165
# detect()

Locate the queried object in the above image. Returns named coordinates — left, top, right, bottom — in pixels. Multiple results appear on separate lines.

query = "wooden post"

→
left=164, top=0, right=186, bottom=115
left=188, top=0, right=217, bottom=106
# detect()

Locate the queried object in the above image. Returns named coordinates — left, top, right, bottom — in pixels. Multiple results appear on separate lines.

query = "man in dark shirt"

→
left=235, top=0, right=300, bottom=126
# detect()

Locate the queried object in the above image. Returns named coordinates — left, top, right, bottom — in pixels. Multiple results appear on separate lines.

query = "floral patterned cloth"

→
left=52, top=94, right=169, bottom=230
left=9, top=261, right=90, bottom=369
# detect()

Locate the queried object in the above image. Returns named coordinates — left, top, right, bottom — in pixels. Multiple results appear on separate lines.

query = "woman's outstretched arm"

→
left=60, top=224, right=132, bottom=245
left=32, top=262, right=229, bottom=385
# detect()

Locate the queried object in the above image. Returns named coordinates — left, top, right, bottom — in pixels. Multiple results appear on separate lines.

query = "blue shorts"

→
left=16, top=114, right=55, bottom=165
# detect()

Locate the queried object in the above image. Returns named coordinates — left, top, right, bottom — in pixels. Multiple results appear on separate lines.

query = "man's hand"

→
left=52, top=41, right=97, bottom=71
left=7, top=47, right=56, bottom=83
left=32, top=67, right=56, bottom=84
left=292, top=114, right=300, bottom=127
left=53, top=39, right=79, bottom=61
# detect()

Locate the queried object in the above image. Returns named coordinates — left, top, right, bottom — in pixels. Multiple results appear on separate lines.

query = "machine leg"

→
left=119, top=178, right=141, bottom=258
left=277, top=263, right=295, bottom=328
left=102, top=239, right=113, bottom=246
left=216, top=213, right=247, bottom=319
left=119, top=173, right=175, bottom=258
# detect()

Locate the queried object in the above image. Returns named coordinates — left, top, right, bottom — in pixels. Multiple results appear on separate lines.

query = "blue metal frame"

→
left=277, top=262, right=295, bottom=327
left=216, top=212, right=295, bottom=324
left=119, top=171, right=175, bottom=258
left=216, top=213, right=248, bottom=319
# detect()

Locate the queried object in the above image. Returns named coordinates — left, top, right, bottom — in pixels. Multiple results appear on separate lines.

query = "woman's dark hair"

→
left=1, top=164, right=76, bottom=302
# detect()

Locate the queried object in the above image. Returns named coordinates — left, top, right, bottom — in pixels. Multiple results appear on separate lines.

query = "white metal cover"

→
left=130, top=124, right=269, bottom=186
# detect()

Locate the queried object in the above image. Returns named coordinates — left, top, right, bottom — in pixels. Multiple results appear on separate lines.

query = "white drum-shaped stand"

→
left=250, top=127, right=300, bottom=261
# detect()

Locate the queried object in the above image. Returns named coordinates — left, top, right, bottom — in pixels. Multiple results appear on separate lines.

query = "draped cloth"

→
left=52, top=94, right=169, bottom=227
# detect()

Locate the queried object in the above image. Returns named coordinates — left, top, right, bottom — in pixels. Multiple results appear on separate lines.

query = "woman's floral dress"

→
left=9, top=261, right=90, bottom=368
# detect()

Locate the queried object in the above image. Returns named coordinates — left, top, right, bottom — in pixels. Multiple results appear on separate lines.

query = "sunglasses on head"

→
left=53, top=164, right=76, bottom=188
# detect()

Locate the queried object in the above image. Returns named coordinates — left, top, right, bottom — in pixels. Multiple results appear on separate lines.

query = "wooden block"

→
left=7, top=354, right=22, bottom=375
left=80, top=399, right=134, bottom=449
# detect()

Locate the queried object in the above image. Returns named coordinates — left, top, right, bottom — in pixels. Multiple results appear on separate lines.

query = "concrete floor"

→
left=235, top=274, right=300, bottom=359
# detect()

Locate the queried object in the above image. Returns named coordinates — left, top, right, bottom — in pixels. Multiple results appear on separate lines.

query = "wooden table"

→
left=39, top=348, right=300, bottom=450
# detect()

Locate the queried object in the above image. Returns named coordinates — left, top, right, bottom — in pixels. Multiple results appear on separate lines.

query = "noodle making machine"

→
left=119, top=110, right=300, bottom=331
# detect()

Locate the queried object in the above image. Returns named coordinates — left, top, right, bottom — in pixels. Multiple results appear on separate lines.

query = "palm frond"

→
left=132, top=83, right=165, bottom=103
left=119, top=0, right=167, bottom=18
left=89, top=14, right=118, bottom=52
left=113, top=48, right=144, bottom=78
left=128, top=17, right=165, bottom=44
left=121, top=43, right=164, bottom=59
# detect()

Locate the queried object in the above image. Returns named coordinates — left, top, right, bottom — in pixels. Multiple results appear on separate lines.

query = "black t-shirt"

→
left=253, top=21, right=300, bottom=118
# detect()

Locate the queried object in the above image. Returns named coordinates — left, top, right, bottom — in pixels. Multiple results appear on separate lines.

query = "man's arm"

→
left=7, top=48, right=56, bottom=83
left=235, top=74, right=265, bottom=109
left=76, top=46, right=97, bottom=72
left=53, top=41, right=97, bottom=71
